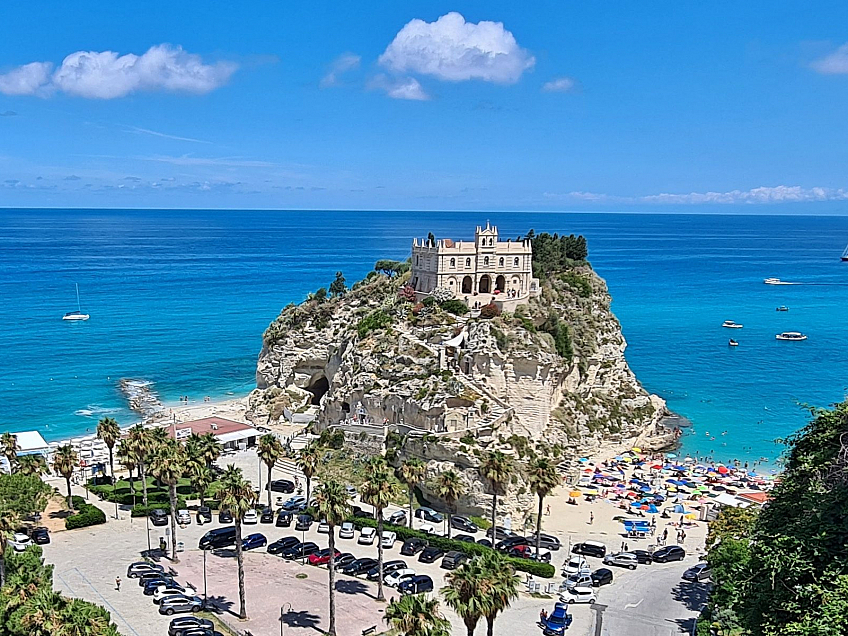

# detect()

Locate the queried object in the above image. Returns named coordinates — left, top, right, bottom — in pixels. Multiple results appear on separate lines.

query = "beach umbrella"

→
left=666, top=453, right=678, bottom=459
left=717, top=466, right=729, bottom=474
left=684, top=456, right=694, bottom=463
left=569, top=490, right=582, bottom=498
left=631, top=447, right=642, bottom=453
left=647, top=504, right=659, bottom=513
left=579, top=457, right=589, bottom=462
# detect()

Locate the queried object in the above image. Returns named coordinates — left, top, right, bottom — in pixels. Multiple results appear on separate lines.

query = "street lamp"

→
left=145, top=512, right=152, bottom=554
left=202, top=547, right=209, bottom=606
left=280, top=603, right=292, bottom=636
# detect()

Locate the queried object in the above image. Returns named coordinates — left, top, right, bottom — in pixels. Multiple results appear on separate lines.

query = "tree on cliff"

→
left=329, top=271, right=347, bottom=298
left=258, top=434, right=285, bottom=507
left=361, top=458, right=398, bottom=601
left=480, top=451, right=513, bottom=537
left=433, top=470, right=465, bottom=539
left=375, top=259, right=404, bottom=277
left=314, top=479, right=349, bottom=636
left=398, top=459, right=426, bottom=529
left=526, top=458, right=560, bottom=556
left=96, top=416, right=121, bottom=483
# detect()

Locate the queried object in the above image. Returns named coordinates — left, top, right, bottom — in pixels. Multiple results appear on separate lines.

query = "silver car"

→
left=339, top=521, right=355, bottom=539
left=603, top=552, right=638, bottom=570
left=683, top=563, right=712, bottom=581
left=158, top=595, right=204, bottom=616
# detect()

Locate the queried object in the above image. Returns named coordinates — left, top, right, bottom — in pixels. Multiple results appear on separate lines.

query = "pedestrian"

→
left=115, top=576, right=121, bottom=591
left=624, top=543, right=629, bottom=552
left=589, top=511, right=594, bottom=525
left=545, top=504, right=551, bottom=516
left=681, top=530, right=686, bottom=543
left=662, top=527, right=668, bottom=541
left=540, top=608, right=548, bottom=623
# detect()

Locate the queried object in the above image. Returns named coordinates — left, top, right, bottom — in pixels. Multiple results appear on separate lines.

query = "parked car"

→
left=282, top=496, right=307, bottom=511
left=295, top=514, right=313, bottom=531
left=218, top=509, right=233, bottom=523
left=334, top=552, right=356, bottom=568
left=345, top=485, right=357, bottom=498
left=259, top=508, right=274, bottom=524
left=387, top=510, right=407, bottom=525
left=199, top=526, right=237, bottom=550
left=168, top=617, right=213, bottom=636
left=496, top=536, right=529, bottom=552
left=454, top=534, right=476, bottom=543
left=450, top=516, right=478, bottom=533
left=352, top=506, right=375, bottom=520
left=154, top=581, right=195, bottom=597
left=154, top=586, right=198, bottom=604
left=602, top=552, right=639, bottom=570
left=242, top=533, right=267, bottom=551
left=341, top=557, right=378, bottom=576
left=400, top=537, right=428, bottom=555
left=276, top=510, right=293, bottom=527
left=590, top=568, right=614, bottom=587
left=127, top=562, right=165, bottom=579
left=414, top=507, right=443, bottom=523
left=559, top=586, right=596, bottom=605
left=150, top=509, right=169, bottom=526
left=440, top=551, right=468, bottom=570
left=358, top=527, right=377, bottom=545
left=9, top=533, right=32, bottom=552
left=366, top=559, right=407, bottom=580
left=31, top=527, right=50, bottom=545
left=243, top=509, right=259, bottom=524
left=267, top=536, right=300, bottom=555
left=267, top=479, right=296, bottom=493
left=177, top=509, right=191, bottom=525
left=541, top=602, right=573, bottom=636
left=418, top=546, right=445, bottom=564
left=683, top=563, right=711, bottom=581
left=281, top=541, right=319, bottom=560
left=308, top=548, right=341, bottom=566
left=563, top=556, right=592, bottom=576
left=381, top=531, right=397, bottom=549
left=398, top=574, right=434, bottom=595
left=384, top=568, right=417, bottom=587
left=158, top=595, right=204, bottom=615
left=419, top=523, right=438, bottom=535
left=508, top=544, right=552, bottom=562
left=476, top=538, right=493, bottom=548
left=143, top=577, right=175, bottom=595
left=486, top=526, right=516, bottom=541
left=196, top=507, right=212, bottom=524
left=652, top=545, right=686, bottom=563
left=626, top=549, right=652, bottom=565
left=169, top=617, right=213, bottom=636
left=339, top=521, right=355, bottom=539
left=561, top=573, right=593, bottom=590
left=530, top=532, right=562, bottom=551
left=571, top=541, right=606, bottom=558
left=317, top=519, right=330, bottom=533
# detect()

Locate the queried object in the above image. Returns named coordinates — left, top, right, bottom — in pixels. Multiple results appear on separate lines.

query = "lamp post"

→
left=280, top=603, right=292, bottom=636
left=202, top=547, right=208, bottom=606
left=145, top=512, right=152, bottom=554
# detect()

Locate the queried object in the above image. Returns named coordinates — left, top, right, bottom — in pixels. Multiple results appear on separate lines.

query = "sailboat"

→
left=62, top=283, right=90, bottom=321
left=841, top=243, right=848, bottom=262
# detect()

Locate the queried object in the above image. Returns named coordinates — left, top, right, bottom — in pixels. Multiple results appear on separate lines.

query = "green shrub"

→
left=65, top=501, right=107, bottom=530
left=422, top=296, right=436, bottom=307
left=441, top=300, right=469, bottom=315
left=479, top=303, right=501, bottom=319
left=130, top=498, right=186, bottom=517
left=348, top=517, right=555, bottom=578
left=356, top=310, right=392, bottom=338
left=560, top=272, right=592, bottom=298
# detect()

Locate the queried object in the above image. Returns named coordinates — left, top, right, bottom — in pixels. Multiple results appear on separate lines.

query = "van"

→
left=199, top=526, right=237, bottom=550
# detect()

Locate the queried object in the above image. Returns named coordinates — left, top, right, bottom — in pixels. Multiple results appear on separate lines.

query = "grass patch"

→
left=469, top=515, right=492, bottom=530
left=296, top=573, right=308, bottom=579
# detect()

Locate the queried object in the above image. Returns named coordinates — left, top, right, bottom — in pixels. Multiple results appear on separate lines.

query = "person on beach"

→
left=589, top=511, right=594, bottom=525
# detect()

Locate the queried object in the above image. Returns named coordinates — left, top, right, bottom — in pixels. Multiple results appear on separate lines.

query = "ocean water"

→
left=1, top=209, right=847, bottom=466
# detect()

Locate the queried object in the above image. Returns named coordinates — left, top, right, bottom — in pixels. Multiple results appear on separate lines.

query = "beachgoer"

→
left=540, top=609, right=548, bottom=622
left=545, top=504, right=551, bottom=516
left=662, top=528, right=668, bottom=541
left=589, top=511, right=594, bottom=525
left=115, top=576, right=121, bottom=591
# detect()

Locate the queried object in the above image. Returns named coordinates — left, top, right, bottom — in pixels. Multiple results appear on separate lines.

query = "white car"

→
left=384, top=568, right=417, bottom=587
left=154, top=586, right=197, bottom=604
left=358, top=527, right=377, bottom=545
left=559, top=586, right=597, bottom=604
left=10, top=533, right=31, bottom=552
left=177, top=509, right=191, bottom=525
left=563, top=556, right=591, bottom=576
left=380, top=531, right=397, bottom=549
left=318, top=519, right=330, bottom=533
left=242, top=510, right=259, bottom=524
left=339, top=521, right=355, bottom=539
left=419, top=523, right=438, bottom=535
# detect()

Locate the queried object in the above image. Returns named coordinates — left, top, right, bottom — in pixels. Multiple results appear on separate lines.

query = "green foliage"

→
left=468, top=515, right=492, bottom=530
left=479, top=303, right=501, bottom=319
left=0, top=473, right=50, bottom=516
left=65, top=500, right=107, bottom=529
left=130, top=497, right=187, bottom=517
left=441, top=299, right=469, bottom=315
left=317, top=428, right=346, bottom=449
left=422, top=296, right=436, bottom=307
left=313, top=287, right=328, bottom=303
left=528, top=231, right=589, bottom=279
left=398, top=285, right=417, bottom=303
left=375, top=259, right=405, bottom=277
left=329, top=271, right=347, bottom=297
left=356, top=310, right=393, bottom=339
left=560, top=272, right=592, bottom=298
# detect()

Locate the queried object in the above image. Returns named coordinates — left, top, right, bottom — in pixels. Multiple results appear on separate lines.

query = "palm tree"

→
left=16, top=454, right=48, bottom=478
left=196, top=432, right=222, bottom=468
left=219, top=465, right=256, bottom=620
left=150, top=439, right=185, bottom=562
left=52, top=445, right=78, bottom=510
left=1, top=432, right=19, bottom=472
left=384, top=594, right=451, bottom=636
left=314, top=479, right=350, bottom=636
left=398, top=459, right=426, bottom=529
left=95, top=416, right=121, bottom=483
left=360, top=458, right=397, bottom=602
left=126, top=425, right=156, bottom=506
left=18, top=587, right=66, bottom=636
left=257, top=434, right=285, bottom=507
left=480, top=450, right=513, bottom=536
left=479, top=552, right=520, bottom=636
left=116, top=440, right=137, bottom=507
left=297, top=444, right=320, bottom=503
left=526, top=457, right=561, bottom=556
left=433, top=470, right=465, bottom=539
left=188, top=461, right=213, bottom=507
left=441, top=559, right=487, bottom=636
left=0, top=509, right=18, bottom=587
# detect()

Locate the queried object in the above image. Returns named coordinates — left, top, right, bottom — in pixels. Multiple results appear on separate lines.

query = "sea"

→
left=1, top=209, right=847, bottom=467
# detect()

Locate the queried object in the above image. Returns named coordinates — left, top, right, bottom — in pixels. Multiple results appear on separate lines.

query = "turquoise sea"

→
left=1, top=209, right=847, bottom=466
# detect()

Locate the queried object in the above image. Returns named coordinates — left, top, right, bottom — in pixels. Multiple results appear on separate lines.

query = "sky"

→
left=2, top=1, right=848, bottom=212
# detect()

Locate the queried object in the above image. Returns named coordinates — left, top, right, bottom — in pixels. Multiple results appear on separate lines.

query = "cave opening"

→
left=306, top=375, right=329, bottom=405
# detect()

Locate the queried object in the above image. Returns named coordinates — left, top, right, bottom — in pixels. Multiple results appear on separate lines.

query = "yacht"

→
left=722, top=320, right=743, bottom=329
left=776, top=306, right=789, bottom=312
left=775, top=332, right=807, bottom=341
left=62, top=283, right=90, bottom=321
left=728, top=339, right=739, bottom=347
left=764, top=278, right=792, bottom=285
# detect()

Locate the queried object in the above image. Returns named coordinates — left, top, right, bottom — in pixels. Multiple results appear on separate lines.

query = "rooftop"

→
left=168, top=417, right=255, bottom=439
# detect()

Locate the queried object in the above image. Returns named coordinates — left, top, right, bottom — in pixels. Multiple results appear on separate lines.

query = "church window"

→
left=466, top=257, right=471, bottom=267
left=450, top=258, right=456, bottom=268
left=499, top=257, right=504, bottom=267
left=484, top=256, right=489, bottom=266
left=514, top=257, right=519, bottom=267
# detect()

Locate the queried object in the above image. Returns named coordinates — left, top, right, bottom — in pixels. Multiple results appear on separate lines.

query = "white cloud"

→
left=320, top=53, right=361, bottom=88
left=378, top=12, right=534, bottom=84
left=545, top=185, right=848, bottom=205
left=0, top=45, right=236, bottom=98
left=811, top=44, right=848, bottom=75
left=542, top=76, right=575, bottom=93
left=368, top=75, right=430, bottom=101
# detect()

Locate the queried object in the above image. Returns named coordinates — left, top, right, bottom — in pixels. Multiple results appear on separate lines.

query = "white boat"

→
left=776, top=306, right=789, bottom=312
left=728, top=339, right=739, bottom=347
left=764, top=278, right=792, bottom=285
left=62, top=283, right=90, bottom=321
left=775, top=332, right=807, bottom=341
left=841, top=243, right=848, bottom=262
left=722, top=320, right=743, bottom=329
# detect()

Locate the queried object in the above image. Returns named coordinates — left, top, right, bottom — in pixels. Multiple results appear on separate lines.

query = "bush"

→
left=398, top=285, right=416, bottom=303
left=422, top=296, right=436, bottom=308
left=356, top=310, right=392, bottom=338
left=479, top=303, right=501, bottom=319
left=65, top=501, right=107, bottom=530
left=560, top=272, right=592, bottom=298
left=130, top=498, right=186, bottom=518
left=431, top=287, right=453, bottom=304
left=441, top=299, right=469, bottom=316
left=411, top=303, right=424, bottom=316
left=348, top=517, right=555, bottom=578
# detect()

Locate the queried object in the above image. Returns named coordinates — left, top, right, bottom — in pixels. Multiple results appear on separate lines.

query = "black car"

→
left=143, top=577, right=175, bottom=595
left=476, top=538, right=493, bottom=548
left=334, top=552, right=357, bottom=568
left=631, top=550, right=653, bottom=565
left=199, top=526, right=237, bottom=550
left=138, top=570, right=172, bottom=586
left=259, top=508, right=275, bottom=524
left=31, top=527, right=50, bottom=544
left=276, top=510, right=293, bottom=527
left=150, top=509, right=169, bottom=526
left=169, top=617, right=214, bottom=636
left=400, top=537, right=428, bottom=556
left=268, top=536, right=300, bottom=555
left=280, top=541, right=319, bottom=560
left=367, top=559, right=407, bottom=580
left=267, top=479, right=296, bottom=493
left=196, top=507, right=212, bottom=524
left=219, top=509, right=233, bottom=523
left=454, top=534, right=476, bottom=543
left=418, top=546, right=445, bottom=564
left=529, top=532, right=561, bottom=551
left=341, top=557, right=378, bottom=576
left=127, top=561, right=165, bottom=578
left=441, top=551, right=468, bottom=570
left=295, top=514, right=313, bottom=531
left=399, top=574, right=434, bottom=595
left=486, top=526, right=515, bottom=541
left=590, top=568, right=614, bottom=587
left=414, top=507, right=443, bottom=523
left=450, top=516, right=478, bottom=533
left=352, top=507, right=375, bottom=520
left=652, top=545, right=686, bottom=563
left=496, top=536, right=528, bottom=552
left=571, top=541, right=607, bottom=558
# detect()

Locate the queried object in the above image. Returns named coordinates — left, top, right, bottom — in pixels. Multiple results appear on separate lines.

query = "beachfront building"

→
left=167, top=417, right=258, bottom=451
left=410, top=223, right=540, bottom=310
left=1, top=430, right=49, bottom=474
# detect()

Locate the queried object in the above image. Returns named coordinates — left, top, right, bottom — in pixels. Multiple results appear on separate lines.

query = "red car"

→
left=308, top=548, right=341, bottom=566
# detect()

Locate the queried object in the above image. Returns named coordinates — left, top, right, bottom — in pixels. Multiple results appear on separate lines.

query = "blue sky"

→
left=2, top=1, right=848, bottom=211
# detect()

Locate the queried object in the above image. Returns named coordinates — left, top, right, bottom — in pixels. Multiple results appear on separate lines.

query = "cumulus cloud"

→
left=0, top=45, right=237, bottom=98
left=545, top=185, right=848, bottom=205
left=378, top=12, right=534, bottom=84
left=542, top=76, right=575, bottom=93
left=320, top=53, right=361, bottom=88
left=811, top=44, right=848, bottom=74
left=369, top=74, right=430, bottom=101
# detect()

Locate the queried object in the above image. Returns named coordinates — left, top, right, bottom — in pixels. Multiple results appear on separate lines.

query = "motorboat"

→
left=62, top=283, right=90, bottom=321
left=775, top=332, right=807, bottom=341
left=764, top=278, right=792, bottom=285
left=728, top=339, right=739, bottom=347
left=722, top=320, right=743, bottom=329
left=776, top=306, right=789, bottom=312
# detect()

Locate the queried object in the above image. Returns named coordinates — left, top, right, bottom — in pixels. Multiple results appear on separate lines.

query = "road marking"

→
left=624, top=598, right=644, bottom=609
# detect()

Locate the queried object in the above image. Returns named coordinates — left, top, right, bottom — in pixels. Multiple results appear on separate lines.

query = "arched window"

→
left=499, top=257, right=504, bottom=267
left=466, top=257, right=471, bottom=268
left=514, top=257, right=519, bottom=267
left=484, top=256, right=489, bottom=266
left=450, top=258, right=456, bottom=268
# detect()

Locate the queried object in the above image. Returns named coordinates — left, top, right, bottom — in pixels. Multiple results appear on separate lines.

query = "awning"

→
left=713, top=492, right=748, bottom=508
left=216, top=429, right=256, bottom=444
